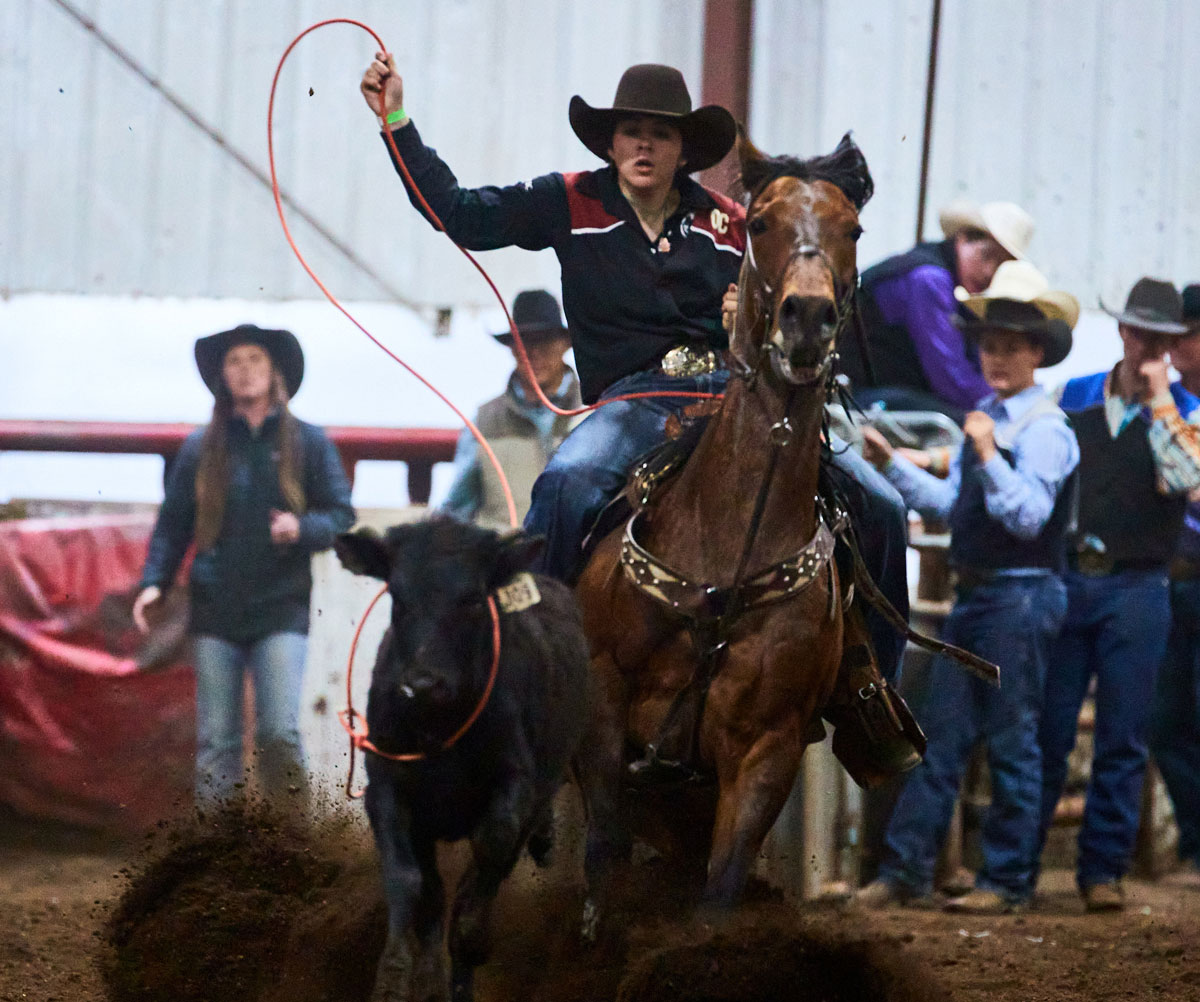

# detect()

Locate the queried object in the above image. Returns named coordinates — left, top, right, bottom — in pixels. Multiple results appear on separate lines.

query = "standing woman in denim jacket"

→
left=132, top=325, right=356, bottom=805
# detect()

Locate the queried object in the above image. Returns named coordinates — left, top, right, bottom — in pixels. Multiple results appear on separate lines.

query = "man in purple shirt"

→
left=840, top=199, right=1035, bottom=423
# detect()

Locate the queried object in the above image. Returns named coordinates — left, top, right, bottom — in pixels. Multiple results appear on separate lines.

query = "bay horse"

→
left=574, top=131, right=875, bottom=922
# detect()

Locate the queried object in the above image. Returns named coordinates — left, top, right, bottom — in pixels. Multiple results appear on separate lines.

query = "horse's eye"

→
left=748, top=217, right=768, bottom=236
left=850, top=225, right=864, bottom=241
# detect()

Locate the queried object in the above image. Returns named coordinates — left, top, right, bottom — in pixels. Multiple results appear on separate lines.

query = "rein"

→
left=337, top=591, right=503, bottom=799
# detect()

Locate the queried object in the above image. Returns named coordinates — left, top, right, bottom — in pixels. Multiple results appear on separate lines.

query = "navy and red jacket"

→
left=384, top=121, right=746, bottom=403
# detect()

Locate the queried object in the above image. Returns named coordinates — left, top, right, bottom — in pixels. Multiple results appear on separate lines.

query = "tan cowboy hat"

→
left=939, top=199, right=1035, bottom=261
left=568, top=64, right=736, bottom=174
left=958, top=260, right=1079, bottom=367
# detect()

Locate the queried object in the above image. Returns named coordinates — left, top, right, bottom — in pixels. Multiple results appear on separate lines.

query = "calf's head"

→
left=334, top=519, right=543, bottom=730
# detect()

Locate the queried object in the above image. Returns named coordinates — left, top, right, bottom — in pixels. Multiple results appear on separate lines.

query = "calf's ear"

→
left=334, top=528, right=391, bottom=580
left=488, top=531, right=545, bottom=587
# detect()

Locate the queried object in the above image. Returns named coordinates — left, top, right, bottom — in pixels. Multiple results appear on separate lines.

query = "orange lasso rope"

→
left=267, top=20, right=727, bottom=796
left=336, top=592, right=503, bottom=798
left=268, top=18, right=726, bottom=532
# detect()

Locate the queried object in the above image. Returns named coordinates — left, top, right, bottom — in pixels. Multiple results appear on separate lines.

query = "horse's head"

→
left=736, top=132, right=873, bottom=387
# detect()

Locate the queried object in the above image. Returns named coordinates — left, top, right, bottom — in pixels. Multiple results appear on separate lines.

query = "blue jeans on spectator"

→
left=192, top=631, right=309, bottom=804
left=1150, top=577, right=1200, bottom=867
left=878, top=574, right=1066, bottom=902
left=1036, top=569, right=1171, bottom=889
left=525, top=367, right=911, bottom=679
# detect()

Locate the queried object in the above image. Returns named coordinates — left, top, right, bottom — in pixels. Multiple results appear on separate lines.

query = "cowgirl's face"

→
left=222, top=343, right=275, bottom=405
left=608, top=115, right=686, bottom=194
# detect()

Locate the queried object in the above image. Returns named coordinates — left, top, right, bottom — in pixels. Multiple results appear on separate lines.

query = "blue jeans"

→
left=1036, top=569, right=1171, bottom=888
left=879, top=574, right=1066, bottom=901
left=525, top=367, right=730, bottom=582
left=1150, top=577, right=1200, bottom=866
left=192, top=632, right=309, bottom=804
left=524, top=369, right=910, bottom=679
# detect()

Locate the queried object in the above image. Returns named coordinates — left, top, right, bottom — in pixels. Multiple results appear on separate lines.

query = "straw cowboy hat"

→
left=958, top=260, right=1079, bottom=367
left=1101, top=277, right=1188, bottom=335
left=938, top=198, right=1035, bottom=261
left=492, top=289, right=570, bottom=347
left=568, top=63, right=736, bottom=173
left=194, top=324, right=305, bottom=397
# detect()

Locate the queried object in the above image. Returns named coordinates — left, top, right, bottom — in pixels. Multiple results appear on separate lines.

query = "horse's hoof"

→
left=580, top=898, right=599, bottom=944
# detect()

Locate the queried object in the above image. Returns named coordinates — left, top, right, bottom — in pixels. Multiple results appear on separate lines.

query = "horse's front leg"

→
left=575, top=651, right=632, bottom=943
left=703, top=725, right=805, bottom=908
left=364, top=779, right=429, bottom=1002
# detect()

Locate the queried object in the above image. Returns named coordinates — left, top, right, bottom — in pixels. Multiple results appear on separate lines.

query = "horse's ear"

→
left=829, top=131, right=874, bottom=211
left=736, top=126, right=770, bottom=196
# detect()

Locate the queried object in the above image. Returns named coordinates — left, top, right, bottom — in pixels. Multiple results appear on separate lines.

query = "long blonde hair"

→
left=193, top=366, right=306, bottom=550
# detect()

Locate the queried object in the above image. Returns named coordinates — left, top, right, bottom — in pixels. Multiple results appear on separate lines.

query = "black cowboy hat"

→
left=568, top=63, right=736, bottom=174
left=492, top=289, right=569, bottom=347
left=194, top=324, right=305, bottom=397
left=1183, top=284, right=1200, bottom=329
left=1100, top=277, right=1188, bottom=335
left=960, top=302, right=1074, bottom=368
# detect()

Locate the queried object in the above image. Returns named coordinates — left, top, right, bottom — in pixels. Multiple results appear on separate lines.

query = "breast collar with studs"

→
left=620, top=506, right=840, bottom=623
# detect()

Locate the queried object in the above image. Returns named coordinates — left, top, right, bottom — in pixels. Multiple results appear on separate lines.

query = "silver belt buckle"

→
left=660, top=345, right=717, bottom=378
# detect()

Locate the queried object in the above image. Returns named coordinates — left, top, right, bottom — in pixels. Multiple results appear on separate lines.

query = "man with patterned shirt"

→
left=1149, top=284, right=1200, bottom=879
left=1035, top=278, right=1200, bottom=912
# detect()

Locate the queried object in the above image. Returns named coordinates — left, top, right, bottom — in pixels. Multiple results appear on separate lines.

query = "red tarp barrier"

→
left=0, top=515, right=194, bottom=832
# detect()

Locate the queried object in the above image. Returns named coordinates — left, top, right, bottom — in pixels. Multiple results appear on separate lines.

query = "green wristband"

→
left=385, top=108, right=407, bottom=126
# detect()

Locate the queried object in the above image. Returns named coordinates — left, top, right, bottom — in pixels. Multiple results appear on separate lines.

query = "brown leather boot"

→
left=824, top=611, right=926, bottom=789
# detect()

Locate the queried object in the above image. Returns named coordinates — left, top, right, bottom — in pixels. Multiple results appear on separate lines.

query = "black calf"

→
left=334, top=518, right=590, bottom=1002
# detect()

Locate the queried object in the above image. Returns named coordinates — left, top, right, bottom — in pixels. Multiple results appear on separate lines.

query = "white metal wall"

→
left=750, top=0, right=1200, bottom=308
left=2, top=0, right=704, bottom=307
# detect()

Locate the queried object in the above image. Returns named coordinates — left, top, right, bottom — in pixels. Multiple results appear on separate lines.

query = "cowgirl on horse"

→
left=359, top=57, right=919, bottom=783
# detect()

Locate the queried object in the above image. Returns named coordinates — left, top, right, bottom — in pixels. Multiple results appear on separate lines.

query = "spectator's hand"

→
left=132, top=586, right=162, bottom=635
left=860, top=426, right=894, bottom=470
left=721, top=283, right=738, bottom=333
left=361, top=51, right=405, bottom=121
left=1140, top=356, right=1171, bottom=401
left=270, top=509, right=301, bottom=545
left=963, top=410, right=997, bottom=463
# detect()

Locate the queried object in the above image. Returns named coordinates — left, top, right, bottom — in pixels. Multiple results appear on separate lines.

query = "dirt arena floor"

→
left=3, top=802, right=1200, bottom=1002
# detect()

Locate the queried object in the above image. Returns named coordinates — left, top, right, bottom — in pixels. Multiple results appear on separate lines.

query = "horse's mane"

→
left=740, top=132, right=874, bottom=212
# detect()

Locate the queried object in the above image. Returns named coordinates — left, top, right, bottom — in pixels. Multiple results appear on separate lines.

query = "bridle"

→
left=734, top=216, right=861, bottom=391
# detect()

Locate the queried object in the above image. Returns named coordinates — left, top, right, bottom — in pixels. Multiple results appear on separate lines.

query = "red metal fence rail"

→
left=0, top=420, right=459, bottom=504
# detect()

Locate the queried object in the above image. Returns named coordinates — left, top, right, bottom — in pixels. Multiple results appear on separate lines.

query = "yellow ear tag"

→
left=495, top=572, right=542, bottom=614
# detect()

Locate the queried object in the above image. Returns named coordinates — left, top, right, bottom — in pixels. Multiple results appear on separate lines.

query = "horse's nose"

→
left=777, top=294, right=837, bottom=339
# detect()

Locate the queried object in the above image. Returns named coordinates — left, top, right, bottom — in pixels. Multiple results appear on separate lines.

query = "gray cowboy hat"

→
left=1100, top=277, right=1188, bottom=335
left=568, top=63, right=737, bottom=174
left=194, top=324, right=305, bottom=397
left=492, top=289, right=569, bottom=347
